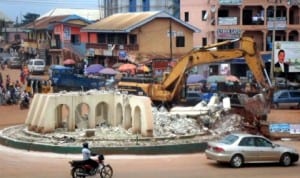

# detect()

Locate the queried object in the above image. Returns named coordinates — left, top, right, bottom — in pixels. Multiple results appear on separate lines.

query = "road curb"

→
left=0, top=128, right=208, bottom=155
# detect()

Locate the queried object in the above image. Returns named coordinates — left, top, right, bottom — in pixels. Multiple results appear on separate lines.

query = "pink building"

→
left=181, top=0, right=300, bottom=52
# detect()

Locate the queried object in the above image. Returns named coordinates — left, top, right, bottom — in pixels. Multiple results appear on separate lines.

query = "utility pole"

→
left=270, top=0, right=279, bottom=85
left=169, top=18, right=173, bottom=61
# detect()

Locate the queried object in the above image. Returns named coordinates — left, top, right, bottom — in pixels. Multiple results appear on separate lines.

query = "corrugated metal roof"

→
left=82, top=11, right=201, bottom=33
left=25, top=15, right=69, bottom=30
left=38, top=8, right=102, bottom=21
left=23, top=15, right=91, bottom=30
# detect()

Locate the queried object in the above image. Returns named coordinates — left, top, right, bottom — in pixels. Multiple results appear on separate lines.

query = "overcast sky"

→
left=0, top=0, right=100, bottom=22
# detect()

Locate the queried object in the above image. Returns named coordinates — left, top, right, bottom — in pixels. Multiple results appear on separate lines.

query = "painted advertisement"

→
left=290, top=124, right=300, bottom=134
left=269, top=123, right=290, bottom=133
left=274, top=41, right=300, bottom=73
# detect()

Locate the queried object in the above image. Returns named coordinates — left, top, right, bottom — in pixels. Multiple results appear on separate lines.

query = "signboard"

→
left=218, top=17, right=238, bottom=25
left=269, top=123, right=290, bottom=133
left=219, top=0, right=242, bottom=5
left=217, top=29, right=241, bottom=39
left=290, top=124, right=300, bottom=134
left=267, top=17, right=287, bottom=30
left=290, top=0, right=300, bottom=5
left=274, top=41, right=300, bottom=72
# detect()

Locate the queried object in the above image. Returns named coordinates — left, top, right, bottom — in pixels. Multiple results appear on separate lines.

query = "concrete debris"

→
left=152, top=94, right=243, bottom=137
left=169, top=95, right=229, bottom=117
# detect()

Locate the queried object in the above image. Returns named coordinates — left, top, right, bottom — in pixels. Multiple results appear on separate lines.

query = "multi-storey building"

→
left=102, top=0, right=180, bottom=18
left=181, top=0, right=300, bottom=81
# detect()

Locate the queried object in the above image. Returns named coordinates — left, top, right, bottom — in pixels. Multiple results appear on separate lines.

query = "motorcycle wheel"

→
left=100, top=164, right=113, bottom=178
left=71, top=167, right=86, bottom=178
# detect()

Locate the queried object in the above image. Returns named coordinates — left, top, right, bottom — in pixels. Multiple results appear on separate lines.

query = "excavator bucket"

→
left=238, top=91, right=272, bottom=118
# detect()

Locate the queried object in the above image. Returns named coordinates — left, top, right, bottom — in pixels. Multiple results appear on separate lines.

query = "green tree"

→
left=20, top=13, right=40, bottom=26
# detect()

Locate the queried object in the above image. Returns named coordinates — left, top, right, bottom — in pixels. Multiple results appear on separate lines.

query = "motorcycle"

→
left=69, top=154, right=113, bottom=178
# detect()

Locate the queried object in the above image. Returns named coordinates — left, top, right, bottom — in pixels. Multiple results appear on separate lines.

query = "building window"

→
left=107, top=33, right=115, bottom=44
left=143, top=0, right=150, bottom=11
left=129, top=34, right=137, bottom=44
left=71, top=35, right=80, bottom=44
left=117, top=34, right=127, bottom=44
left=14, top=34, right=20, bottom=40
left=202, top=10, right=207, bottom=21
left=97, top=33, right=106, bottom=44
left=176, top=36, right=185, bottom=47
left=129, top=0, right=137, bottom=12
left=202, top=38, right=207, bottom=46
left=184, top=12, right=189, bottom=22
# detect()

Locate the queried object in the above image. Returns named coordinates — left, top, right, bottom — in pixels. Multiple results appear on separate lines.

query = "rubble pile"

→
left=153, top=106, right=205, bottom=137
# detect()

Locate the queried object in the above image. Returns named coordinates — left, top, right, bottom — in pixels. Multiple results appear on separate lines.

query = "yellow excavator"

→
left=118, top=37, right=273, bottom=120
left=118, top=37, right=271, bottom=96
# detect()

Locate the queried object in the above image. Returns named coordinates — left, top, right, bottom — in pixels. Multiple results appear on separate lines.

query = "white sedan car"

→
left=205, top=133, right=299, bottom=168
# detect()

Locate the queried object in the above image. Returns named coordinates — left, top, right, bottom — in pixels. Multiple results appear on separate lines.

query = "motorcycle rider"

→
left=82, top=142, right=98, bottom=173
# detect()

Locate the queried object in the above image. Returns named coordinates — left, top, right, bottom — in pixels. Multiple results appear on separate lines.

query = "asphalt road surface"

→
left=1, top=67, right=300, bottom=178
left=0, top=140, right=300, bottom=178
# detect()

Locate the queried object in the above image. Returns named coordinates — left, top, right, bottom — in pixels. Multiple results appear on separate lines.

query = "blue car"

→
left=272, top=90, right=300, bottom=109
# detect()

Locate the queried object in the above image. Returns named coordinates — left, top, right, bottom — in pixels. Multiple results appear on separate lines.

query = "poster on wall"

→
left=274, top=41, right=300, bottom=73
left=290, top=124, right=300, bottom=134
left=269, top=123, right=290, bottom=133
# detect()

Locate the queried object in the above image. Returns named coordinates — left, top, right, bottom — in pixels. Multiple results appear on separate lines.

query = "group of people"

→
left=0, top=72, right=30, bottom=106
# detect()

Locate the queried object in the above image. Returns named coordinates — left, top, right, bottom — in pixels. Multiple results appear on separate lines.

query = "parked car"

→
left=205, top=133, right=299, bottom=168
left=272, top=90, right=300, bottom=109
left=7, top=57, right=22, bottom=69
left=27, top=59, right=46, bottom=74
left=185, top=91, right=203, bottom=105
left=0, top=52, right=13, bottom=64
left=275, top=77, right=300, bottom=90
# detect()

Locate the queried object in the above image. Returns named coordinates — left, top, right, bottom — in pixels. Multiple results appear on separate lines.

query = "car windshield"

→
left=219, top=134, right=239, bottom=145
left=35, top=61, right=44, bottom=65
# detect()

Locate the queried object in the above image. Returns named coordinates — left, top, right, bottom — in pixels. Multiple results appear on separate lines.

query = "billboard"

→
left=274, top=41, right=300, bottom=73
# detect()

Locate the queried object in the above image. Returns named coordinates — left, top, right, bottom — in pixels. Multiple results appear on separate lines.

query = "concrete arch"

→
left=55, top=104, right=70, bottom=129
left=116, top=103, right=123, bottom=126
left=95, top=102, right=109, bottom=126
left=25, top=91, right=154, bottom=137
left=124, top=104, right=132, bottom=130
left=132, top=106, right=142, bottom=134
left=75, top=102, right=90, bottom=129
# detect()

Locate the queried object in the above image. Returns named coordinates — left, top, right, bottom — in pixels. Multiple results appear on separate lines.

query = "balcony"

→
left=86, top=43, right=139, bottom=51
left=219, top=0, right=242, bottom=6
left=218, top=17, right=238, bottom=25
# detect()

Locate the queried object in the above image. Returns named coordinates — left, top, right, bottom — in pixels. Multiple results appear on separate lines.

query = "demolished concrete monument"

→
left=25, top=90, right=154, bottom=137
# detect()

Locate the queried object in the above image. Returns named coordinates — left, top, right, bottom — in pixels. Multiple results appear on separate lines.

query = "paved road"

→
left=1, top=140, right=300, bottom=178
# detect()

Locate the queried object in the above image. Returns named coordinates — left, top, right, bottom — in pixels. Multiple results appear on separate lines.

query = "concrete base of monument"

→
left=0, top=125, right=215, bottom=155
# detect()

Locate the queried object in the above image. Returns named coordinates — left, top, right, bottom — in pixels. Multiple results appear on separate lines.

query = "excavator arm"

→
left=118, top=37, right=272, bottom=104
left=155, top=37, right=271, bottom=102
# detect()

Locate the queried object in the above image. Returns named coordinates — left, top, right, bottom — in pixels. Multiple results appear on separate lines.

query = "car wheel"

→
left=280, top=153, right=292, bottom=166
left=230, top=154, right=243, bottom=168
